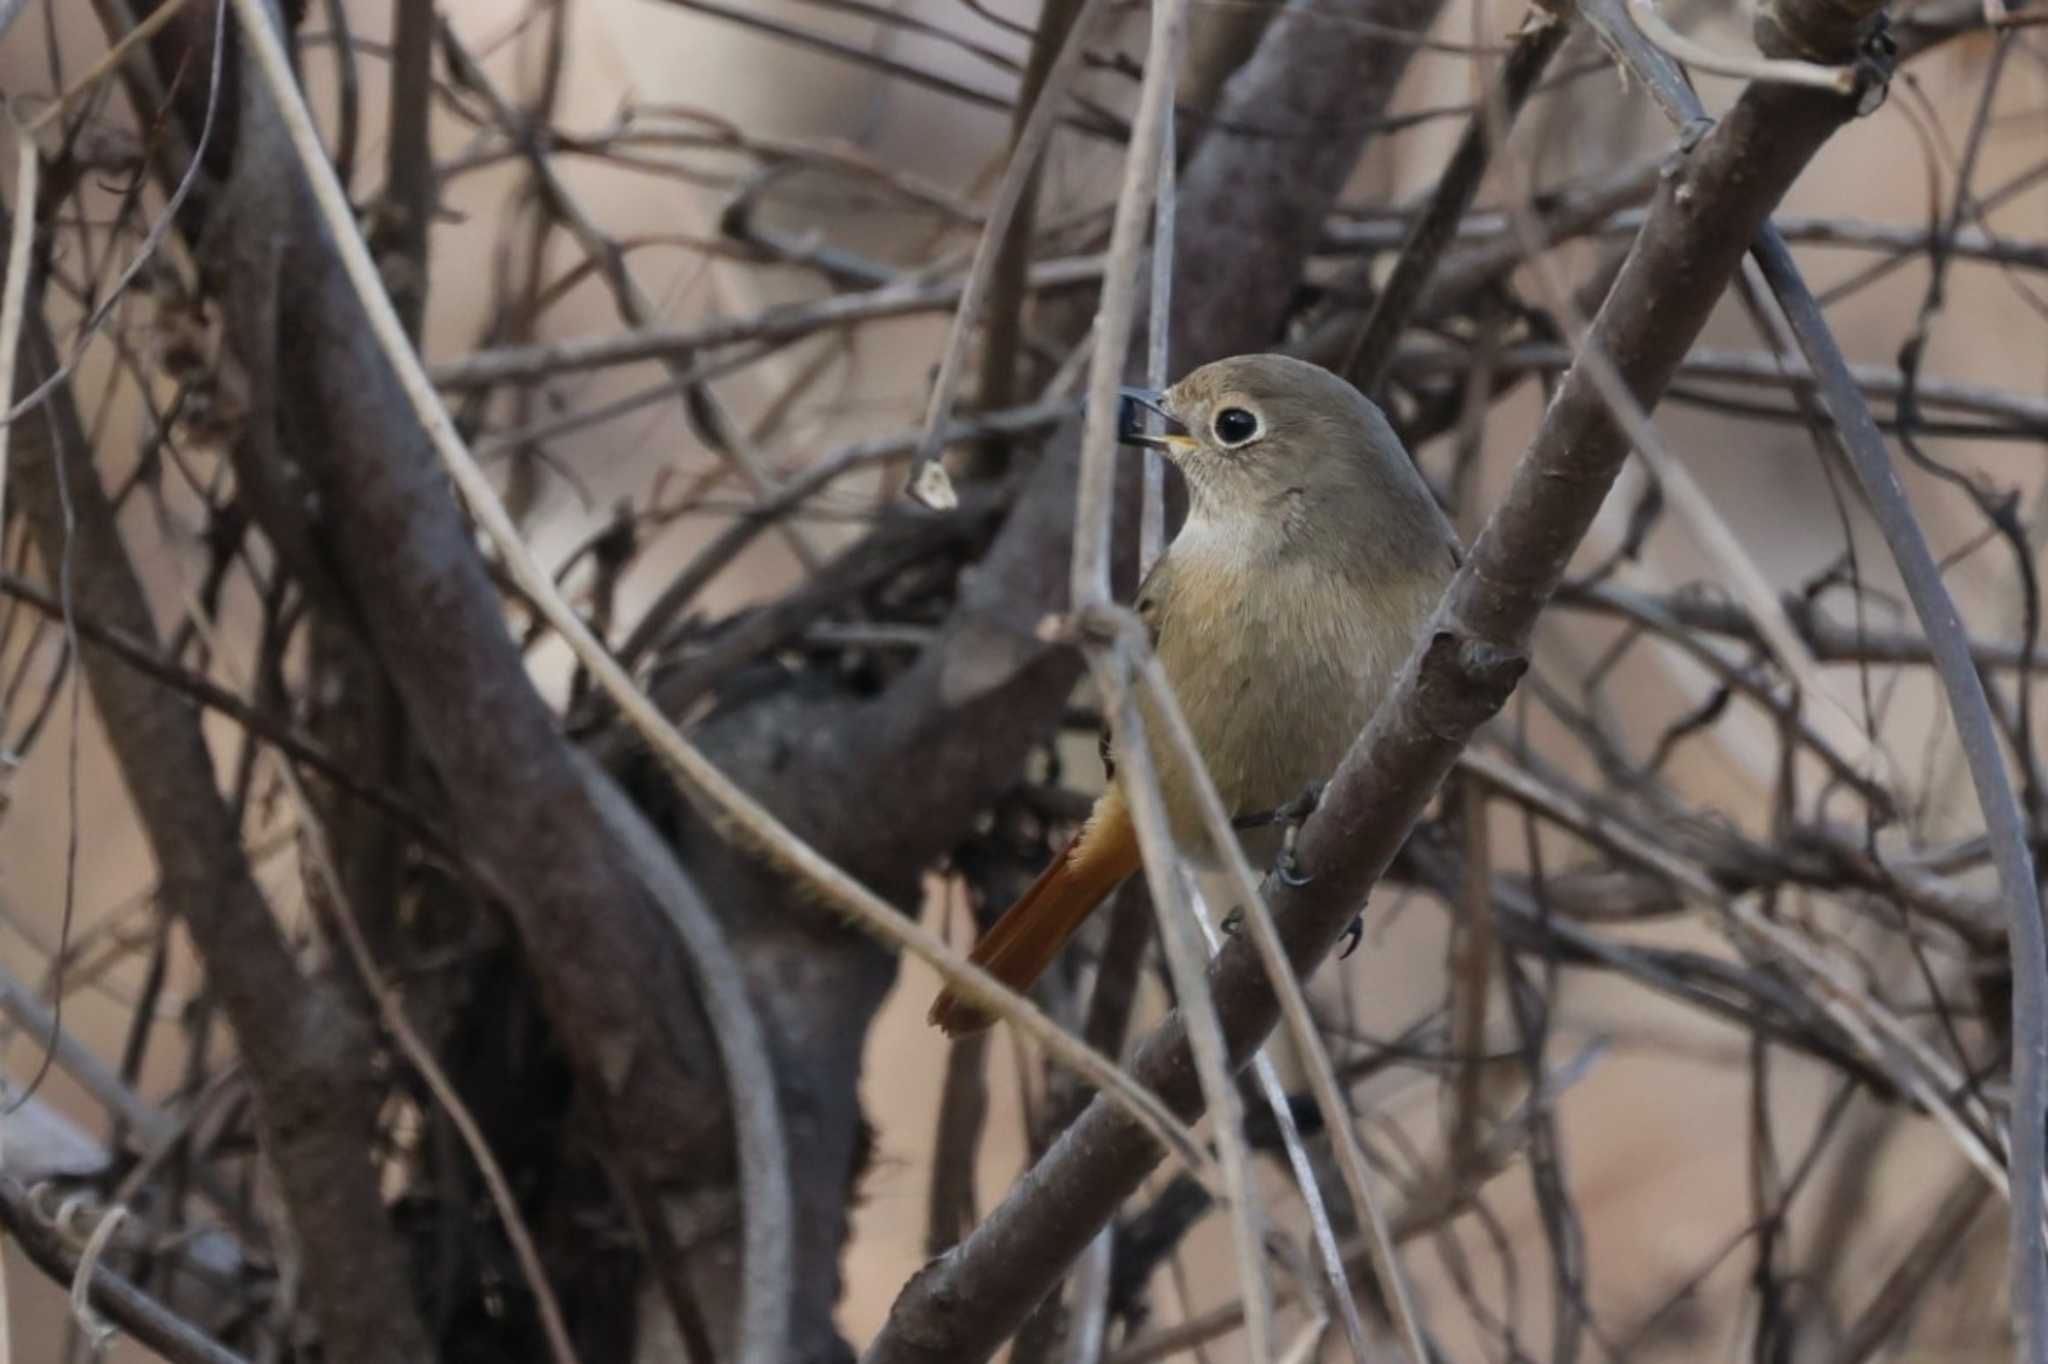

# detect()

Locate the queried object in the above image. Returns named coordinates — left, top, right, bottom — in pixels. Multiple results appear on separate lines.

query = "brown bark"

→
left=1167, top=0, right=1450, bottom=371
left=864, top=40, right=1888, bottom=1364
left=10, top=315, right=434, bottom=1364
left=0, top=1177, right=250, bottom=1364
left=210, top=0, right=732, bottom=1219
left=80, top=0, right=1476, bottom=1353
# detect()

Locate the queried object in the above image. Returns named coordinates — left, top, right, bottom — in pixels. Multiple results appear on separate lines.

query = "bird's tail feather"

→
left=929, top=793, right=1140, bottom=1035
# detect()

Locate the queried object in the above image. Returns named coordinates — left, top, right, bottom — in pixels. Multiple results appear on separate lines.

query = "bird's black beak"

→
left=1117, top=386, right=1192, bottom=454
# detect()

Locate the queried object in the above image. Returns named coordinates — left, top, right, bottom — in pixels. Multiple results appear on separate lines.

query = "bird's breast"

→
left=1119, top=527, right=1440, bottom=861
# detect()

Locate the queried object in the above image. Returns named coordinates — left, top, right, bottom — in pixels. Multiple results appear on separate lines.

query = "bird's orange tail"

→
left=929, top=792, right=1141, bottom=1035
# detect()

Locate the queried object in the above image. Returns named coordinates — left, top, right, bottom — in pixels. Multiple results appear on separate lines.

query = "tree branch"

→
left=10, top=311, right=435, bottom=1363
left=1573, top=0, right=2047, bottom=1344
left=864, top=23, right=1892, bottom=1363
left=0, top=1178, right=251, bottom=1364
left=208, top=5, right=762, bottom=1351
left=1340, top=12, right=1569, bottom=391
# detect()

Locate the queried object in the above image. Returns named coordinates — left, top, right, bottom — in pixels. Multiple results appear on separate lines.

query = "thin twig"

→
left=1137, top=28, right=1177, bottom=577
left=438, top=21, right=823, bottom=572
left=0, top=570, right=444, bottom=837
left=1626, top=0, right=1861, bottom=91
left=1107, top=1044, right=1610, bottom=1364
left=0, top=123, right=37, bottom=563
left=26, top=0, right=194, bottom=133
left=0, top=962, right=177, bottom=1149
left=429, top=254, right=1103, bottom=390
left=1578, top=0, right=2048, bottom=1345
left=5, top=0, right=226, bottom=431
left=1069, top=0, right=1181, bottom=606
left=1240, top=1046, right=1375, bottom=1363
left=1097, top=651, right=1274, bottom=1359
left=1070, top=0, right=1276, bottom=1345
left=649, top=0, right=1124, bottom=138
left=612, top=398, right=1072, bottom=671
left=1341, top=11, right=1567, bottom=391
left=1392, top=341, right=2048, bottom=430
left=288, top=773, right=585, bottom=1364
left=0, top=1179, right=249, bottom=1364
left=1063, top=1228, right=1115, bottom=1364
left=1624, top=424, right=1895, bottom=787
left=1824, top=1167, right=1994, bottom=1364
left=1754, top=238, right=2048, bottom=1362
left=573, top=751, right=794, bottom=1364
left=903, top=0, right=1111, bottom=508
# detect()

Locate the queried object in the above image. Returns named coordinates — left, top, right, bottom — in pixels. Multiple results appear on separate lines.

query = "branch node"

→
left=1068, top=601, right=1144, bottom=651
left=1848, top=19, right=1898, bottom=115
left=911, top=460, right=959, bottom=511
left=1442, top=630, right=1531, bottom=698
left=1034, top=611, right=1077, bottom=645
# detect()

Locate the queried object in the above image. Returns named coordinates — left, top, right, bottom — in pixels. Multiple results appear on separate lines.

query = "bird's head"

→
left=1118, top=353, right=1421, bottom=521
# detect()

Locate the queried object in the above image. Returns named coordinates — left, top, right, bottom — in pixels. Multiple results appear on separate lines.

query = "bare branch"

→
left=905, top=0, right=1112, bottom=506
left=0, top=1179, right=249, bottom=1364
left=1579, top=0, right=2047, bottom=1343
left=11, top=306, right=435, bottom=1363
left=866, top=26, right=1893, bottom=1362
left=1341, top=11, right=1568, bottom=391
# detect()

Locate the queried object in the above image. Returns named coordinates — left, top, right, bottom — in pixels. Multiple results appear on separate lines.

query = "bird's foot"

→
left=1221, top=905, right=1244, bottom=936
left=1338, top=914, right=1365, bottom=958
left=1270, top=781, right=1325, bottom=888
left=1275, top=842, right=1314, bottom=888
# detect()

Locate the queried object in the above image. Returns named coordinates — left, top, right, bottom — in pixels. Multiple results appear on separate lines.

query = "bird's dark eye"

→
left=1213, top=407, right=1260, bottom=446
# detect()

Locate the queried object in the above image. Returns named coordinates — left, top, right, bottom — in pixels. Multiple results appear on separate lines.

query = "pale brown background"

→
left=0, top=0, right=2038, bottom=1358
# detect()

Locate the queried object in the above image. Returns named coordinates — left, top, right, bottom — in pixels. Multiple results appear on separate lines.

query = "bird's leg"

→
left=1231, top=780, right=1324, bottom=835
left=1219, top=782, right=1327, bottom=936
left=1227, top=782, right=1325, bottom=882
left=1256, top=782, right=1366, bottom=952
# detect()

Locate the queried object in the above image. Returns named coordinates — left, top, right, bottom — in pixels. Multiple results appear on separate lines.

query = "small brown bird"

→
left=929, top=354, right=1459, bottom=1035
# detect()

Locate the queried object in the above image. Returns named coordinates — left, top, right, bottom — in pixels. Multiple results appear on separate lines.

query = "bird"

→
left=928, top=353, right=1460, bottom=1035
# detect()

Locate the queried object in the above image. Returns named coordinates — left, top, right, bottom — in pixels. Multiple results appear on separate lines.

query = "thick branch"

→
left=207, top=14, right=754, bottom=1349
left=10, top=313, right=434, bottom=1364
left=1168, top=0, right=1450, bottom=370
left=864, top=46, right=1885, bottom=1364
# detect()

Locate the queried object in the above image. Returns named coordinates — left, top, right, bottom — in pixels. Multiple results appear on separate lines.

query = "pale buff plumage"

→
left=931, top=354, right=1458, bottom=1035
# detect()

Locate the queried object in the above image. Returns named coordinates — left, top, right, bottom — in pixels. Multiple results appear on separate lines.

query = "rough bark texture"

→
left=86, top=0, right=1450, bottom=1353
left=635, top=0, right=1453, bottom=1342
left=209, top=0, right=751, bottom=1307
left=10, top=314, right=435, bottom=1364
left=863, top=60, right=1883, bottom=1364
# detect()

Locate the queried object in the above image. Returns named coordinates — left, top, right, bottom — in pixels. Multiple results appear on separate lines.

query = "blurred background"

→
left=0, top=0, right=2041, bottom=1360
